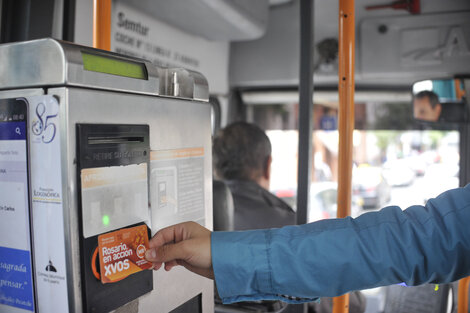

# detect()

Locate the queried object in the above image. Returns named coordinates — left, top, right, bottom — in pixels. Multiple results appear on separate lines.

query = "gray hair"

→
left=213, top=122, right=271, bottom=181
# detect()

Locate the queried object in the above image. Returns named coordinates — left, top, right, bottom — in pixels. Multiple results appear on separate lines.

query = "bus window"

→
left=246, top=93, right=460, bottom=219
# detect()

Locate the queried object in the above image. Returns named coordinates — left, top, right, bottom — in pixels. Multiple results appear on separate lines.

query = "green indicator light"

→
left=82, top=52, right=148, bottom=80
left=102, top=215, right=110, bottom=226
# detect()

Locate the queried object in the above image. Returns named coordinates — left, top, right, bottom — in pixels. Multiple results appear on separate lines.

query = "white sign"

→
left=28, top=96, right=69, bottom=313
left=150, top=148, right=206, bottom=230
left=111, top=2, right=229, bottom=94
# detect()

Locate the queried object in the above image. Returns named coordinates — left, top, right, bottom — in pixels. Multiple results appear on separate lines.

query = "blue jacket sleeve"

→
left=211, top=185, right=470, bottom=304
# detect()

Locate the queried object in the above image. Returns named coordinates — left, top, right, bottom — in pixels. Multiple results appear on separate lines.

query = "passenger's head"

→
left=413, top=90, right=442, bottom=121
left=213, top=122, right=272, bottom=189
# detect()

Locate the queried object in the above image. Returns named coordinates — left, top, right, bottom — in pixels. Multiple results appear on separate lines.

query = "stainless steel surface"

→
left=0, top=88, right=45, bottom=99
left=0, top=39, right=65, bottom=89
left=54, top=87, right=214, bottom=313
left=160, top=68, right=209, bottom=101
left=0, top=39, right=209, bottom=101
left=51, top=87, right=83, bottom=313
left=0, top=39, right=213, bottom=312
left=51, top=0, right=64, bottom=39
left=0, top=38, right=159, bottom=94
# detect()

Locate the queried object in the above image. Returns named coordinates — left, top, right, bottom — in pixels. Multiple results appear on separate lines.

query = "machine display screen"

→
left=0, top=98, right=35, bottom=312
left=82, top=52, right=148, bottom=80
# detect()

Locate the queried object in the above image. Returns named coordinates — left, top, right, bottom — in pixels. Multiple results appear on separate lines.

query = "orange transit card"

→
left=98, top=225, right=152, bottom=284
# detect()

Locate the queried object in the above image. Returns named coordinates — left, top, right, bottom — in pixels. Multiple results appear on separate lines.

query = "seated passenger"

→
left=212, top=121, right=295, bottom=230
left=212, top=122, right=365, bottom=313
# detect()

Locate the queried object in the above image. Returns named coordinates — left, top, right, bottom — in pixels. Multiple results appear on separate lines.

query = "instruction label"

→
left=150, top=148, right=205, bottom=225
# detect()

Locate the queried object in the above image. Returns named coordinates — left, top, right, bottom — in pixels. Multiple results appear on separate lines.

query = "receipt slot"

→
left=0, top=39, right=213, bottom=313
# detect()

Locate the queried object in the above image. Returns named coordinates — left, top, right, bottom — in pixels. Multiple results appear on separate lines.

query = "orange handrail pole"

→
left=93, top=0, right=112, bottom=51
left=454, top=78, right=466, bottom=100
left=333, top=0, right=355, bottom=312
left=333, top=294, right=350, bottom=313
left=458, top=276, right=470, bottom=313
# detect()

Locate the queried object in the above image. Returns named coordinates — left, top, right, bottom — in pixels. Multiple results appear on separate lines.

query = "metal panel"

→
left=0, top=38, right=213, bottom=313
left=119, top=0, right=268, bottom=41
left=47, top=87, right=83, bottom=313
left=0, top=88, right=44, bottom=99
left=230, top=0, right=300, bottom=88
left=0, top=39, right=65, bottom=88
left=0, top=39, right=210, bottom=101
left=360, top=12, right=470, bottom=82
left=48, top=86, right=214, bottom=313
left=0, top=39, right=161, bottom=95
left=229, top=1, right=470, bottom=88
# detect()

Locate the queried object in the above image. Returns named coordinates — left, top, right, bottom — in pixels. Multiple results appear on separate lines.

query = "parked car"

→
left=308, top=182, right=362, bottom=222
left=382, top=159, right=416, bottom=187
left=273, top=188, right=296, bottom=209
left=352, top=165, right=391, bottom=209
left=403, top=155, right=426, bottom=176
left=422, top=163, right=459, bottom=202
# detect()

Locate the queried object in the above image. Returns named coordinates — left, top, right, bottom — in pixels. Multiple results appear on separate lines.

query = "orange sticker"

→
left=98, top=225, right=152, bottom=284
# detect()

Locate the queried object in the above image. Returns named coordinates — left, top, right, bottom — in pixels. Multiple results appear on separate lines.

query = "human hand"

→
left=145, top=221, right=214, bottom=279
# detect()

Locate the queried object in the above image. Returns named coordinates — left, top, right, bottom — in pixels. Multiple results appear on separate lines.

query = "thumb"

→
left=146, top=241, right=187, bottom=263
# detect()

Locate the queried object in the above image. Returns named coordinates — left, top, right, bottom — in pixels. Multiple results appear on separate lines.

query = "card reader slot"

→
left=87, top=136, right=145, bottom=145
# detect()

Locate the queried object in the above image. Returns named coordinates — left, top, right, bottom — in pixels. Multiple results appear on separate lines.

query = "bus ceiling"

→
left=228, top=0, right=470, bottom=88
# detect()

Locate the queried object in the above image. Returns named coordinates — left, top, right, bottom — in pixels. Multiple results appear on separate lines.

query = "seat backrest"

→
left=383, top=283, right=452, bottom=313
left=213, top=180, right=235, bottom=231
left=212, top=180, right=301, bottom=313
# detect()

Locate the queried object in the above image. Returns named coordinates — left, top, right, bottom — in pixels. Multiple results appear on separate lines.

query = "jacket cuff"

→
left=211, top=229, right=318, bottom=304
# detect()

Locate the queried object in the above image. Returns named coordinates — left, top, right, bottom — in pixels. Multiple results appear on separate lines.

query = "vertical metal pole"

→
left=459, top=124, right=470, bottom=187
left=62, top=0, right=76, bottom=42
left=457, top=80, right=470, bottom=313
left=93, top=0, right=111, bottom=50
left=458, top=277, right=470, bottom=313
left=333, top=0, right=355, bottom=312
left=460, top=80, right=470, bottom=187
left=296, top=0, right=314, bottom=225
left=0, top=0, right=31, bottom=43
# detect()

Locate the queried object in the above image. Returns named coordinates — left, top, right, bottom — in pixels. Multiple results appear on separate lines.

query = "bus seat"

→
left=383, top=283, right=452, bottom=313
left=213, top=180, right=235, bottom=231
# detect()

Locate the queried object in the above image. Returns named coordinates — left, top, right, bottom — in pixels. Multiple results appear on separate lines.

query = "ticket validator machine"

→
left=0, top=39, right=213, bottom=313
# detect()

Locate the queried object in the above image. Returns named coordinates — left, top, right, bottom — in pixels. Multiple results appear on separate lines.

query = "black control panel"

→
left=76, top=124, right=152, bottom=313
